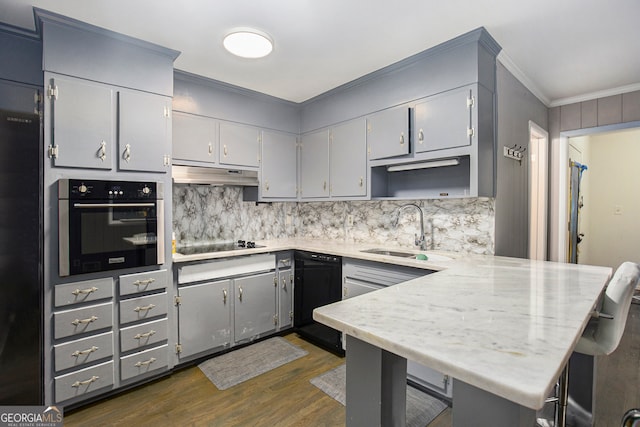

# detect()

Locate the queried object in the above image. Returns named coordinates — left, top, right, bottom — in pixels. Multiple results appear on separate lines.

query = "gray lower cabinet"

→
left=118, top=270, right=170, bottom=384
left=414, top=85, right=474, bottom=154
left=176, top=280, right=232, bottom=360
left=277, top=268, right=293, bottom=330
left=330, top=119, right=367, bottom=197
left=366, top=106, right=411, bottom=160
left=234, top=272, right=277, bottom=343
left=172, top=111, right=218, bottom=165
left=261, top=130, right=298, bottom=199
left=118, top=90, right=171, bottom=173
left=342, top=259, right=452, bottom=398
left=300, top=129, right=330, bottom=199
left=219, top=120, right=260, bottom=168
left=51, top=277, right=115, bottom=404
left=45, top=73, right=114, bottom=170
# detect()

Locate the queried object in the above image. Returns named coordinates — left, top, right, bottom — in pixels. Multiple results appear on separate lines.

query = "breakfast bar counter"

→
left=313, top=256, right=612, bottom=426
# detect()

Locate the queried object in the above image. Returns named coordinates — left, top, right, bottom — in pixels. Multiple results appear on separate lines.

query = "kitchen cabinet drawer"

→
left=120, top=344, right=168, bottom=381
left=55, top=277, right=114, bottom=307
left=120, top=318, right=168, bottom=353
left=54, top=331, right=114, bottom=372
left=54, top=360, right=114, bottom=403
left=54, top=302, right=113, bottom=340
left=119, top=292, right=168, bottom=325
left=119, top=269, right=168, bottom=296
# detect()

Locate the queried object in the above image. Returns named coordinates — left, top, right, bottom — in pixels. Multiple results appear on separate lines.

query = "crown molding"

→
left=497, top=51, right=550, bottom=107
left=548, top=82, right=640, bottom=107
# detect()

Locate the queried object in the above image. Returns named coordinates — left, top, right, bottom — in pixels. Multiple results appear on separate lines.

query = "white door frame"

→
left=528, top=121, right=548, bottom=260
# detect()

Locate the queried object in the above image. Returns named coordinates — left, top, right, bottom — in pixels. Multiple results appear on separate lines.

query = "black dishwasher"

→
left=294, top=251, right=344, bottom=355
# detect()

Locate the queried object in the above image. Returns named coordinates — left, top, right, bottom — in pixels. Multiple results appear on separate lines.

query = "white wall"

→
left=576, top=128, right=640, bottom=269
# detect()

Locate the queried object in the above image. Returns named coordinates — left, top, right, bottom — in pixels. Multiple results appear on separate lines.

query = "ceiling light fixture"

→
left=223, top=29, right=273, bottom=59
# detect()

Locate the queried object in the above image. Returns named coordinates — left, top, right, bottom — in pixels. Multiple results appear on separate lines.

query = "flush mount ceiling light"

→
left=223, top=29, right=273, bottom=59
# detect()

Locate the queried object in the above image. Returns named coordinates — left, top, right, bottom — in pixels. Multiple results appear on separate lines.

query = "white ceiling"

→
left=1, top=0, right=639, bottom=105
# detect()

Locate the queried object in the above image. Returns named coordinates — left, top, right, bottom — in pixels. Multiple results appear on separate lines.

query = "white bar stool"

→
left=552, top=262, right=640, bottom=427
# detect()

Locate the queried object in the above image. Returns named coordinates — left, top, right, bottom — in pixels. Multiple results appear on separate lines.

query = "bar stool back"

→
left=553, top=262, right=640, bottom=427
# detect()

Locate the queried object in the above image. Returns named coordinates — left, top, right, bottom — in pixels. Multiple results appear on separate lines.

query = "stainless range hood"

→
left=172, top=165, right=259, bottom=186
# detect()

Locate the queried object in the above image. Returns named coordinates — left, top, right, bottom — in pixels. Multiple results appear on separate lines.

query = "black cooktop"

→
left=176, top=240, right=264, bottom=255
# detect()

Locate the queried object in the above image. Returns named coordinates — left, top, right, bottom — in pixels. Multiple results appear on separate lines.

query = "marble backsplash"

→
left=173, top=184, right=495, bottom=254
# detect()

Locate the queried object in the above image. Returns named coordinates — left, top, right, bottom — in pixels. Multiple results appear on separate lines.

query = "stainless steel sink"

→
left=360, top=248, right=453, bottom=262
left=360, top=248, right=416, bottom=258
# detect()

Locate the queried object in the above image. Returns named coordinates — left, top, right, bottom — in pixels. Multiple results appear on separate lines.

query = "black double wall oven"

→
left=58, top=179, right=164, bottom=276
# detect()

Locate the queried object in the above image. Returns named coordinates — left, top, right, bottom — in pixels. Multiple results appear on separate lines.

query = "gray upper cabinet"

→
left=330, top=119, right=367, bottom=197
left=118, top=90, right=171, bottom=173
left=219, top=121, right=260, bottom=168
left=366, top=107, right=410, bottom=160
left=46, top=74, right=114, bottom=170
left=261, top=130, right=297, bottom=199
left=414, top=86, right=474, bottom=153
left=300, top=129, right=330, bottom=199
left=172, top=112, right=217, bottom=165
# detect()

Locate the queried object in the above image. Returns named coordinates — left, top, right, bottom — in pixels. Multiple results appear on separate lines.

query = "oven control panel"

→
left=59, top=179, right=162, bottom=200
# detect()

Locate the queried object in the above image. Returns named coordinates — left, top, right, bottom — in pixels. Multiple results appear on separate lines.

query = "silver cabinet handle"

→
left=71, top=346, right=99, bottom=358
left=323, top=181, right=327, bottom=191
left=134, top=304, right=156, bottom=313
left=400, top=132, right=405, bottom=145
left=359, top=177, right=364, bottom=187
left=134, top=357, right=156, bottom=368
left=238, top=286, right=243, bottom=302
left=223, top=288, right=228, bottom=304
left=71, top=286, right=98, bottom=296
left=124, top=144, right=131, bottom=162
left=133, top=278, right=156, bottom=287
left=265, top=180, right=269, bottom=191
left=72, top=375, right=99, bottom=388
left=133, top=330, right=156, bottom=340
left=98, top=141, right=106, bottom=161
left=208, top=142, right=213, bottom=155
left=71, top=315, right=98, bottom=326
left=223, top=144, right=228, bottom=156
left=418, top=129, right=424, bottom=144
left=282, top=277, right=287, bottom=290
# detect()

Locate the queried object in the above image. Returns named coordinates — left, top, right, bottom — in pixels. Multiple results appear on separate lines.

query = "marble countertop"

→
left=314, top=255, right=612, bottom=410
left=173, top=237, right=611, bottom=410
left=172, top=237, right=459, bottom=271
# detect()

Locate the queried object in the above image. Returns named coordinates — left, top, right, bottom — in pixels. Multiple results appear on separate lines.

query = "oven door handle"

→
left=72, top=203, right=156, bottom=208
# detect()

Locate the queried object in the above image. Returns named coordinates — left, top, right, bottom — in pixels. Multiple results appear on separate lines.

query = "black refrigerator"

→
left=0, top=107, right=43, bottom=404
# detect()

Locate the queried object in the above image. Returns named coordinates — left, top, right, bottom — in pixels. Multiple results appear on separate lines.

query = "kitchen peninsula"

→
left=313, top=253, right=611, bottom=427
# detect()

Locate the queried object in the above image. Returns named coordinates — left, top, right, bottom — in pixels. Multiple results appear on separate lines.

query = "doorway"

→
left=552, top=124, right=640, bottom=268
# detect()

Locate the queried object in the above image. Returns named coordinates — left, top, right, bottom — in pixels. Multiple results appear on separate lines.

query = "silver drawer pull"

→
left=124, top=144, right=131, bottom=162
left=238, top=286, right=243, bottom=302
left=134, top=304, right=156, bottom=313
left=133, top=330, right=156, bottom=340
left=133, top=278, right=155, bottom=287
left=71, top=346, right=99, bottom=358
left=223, top=289, right=228, bottom=304
left=134, top=357, right=156, bottom=367
left=98, top=140, right=106, bottom=161
left=71, top=286, right=99, bottom=296
left=71, top=375, right=99, bottom=388
left=71, top=315, right=98, bottom=326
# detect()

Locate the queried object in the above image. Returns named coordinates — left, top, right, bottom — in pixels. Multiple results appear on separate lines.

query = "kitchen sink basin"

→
left=360, top=248, right=416, bottom=257
left=360, top=248, right=453, bottom=262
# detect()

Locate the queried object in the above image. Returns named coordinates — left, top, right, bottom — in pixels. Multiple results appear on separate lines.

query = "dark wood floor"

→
left=64, top=304, right=640, bottom=426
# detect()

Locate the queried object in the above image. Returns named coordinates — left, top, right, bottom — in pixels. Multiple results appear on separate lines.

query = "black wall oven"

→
left=58, top=179, right=164, bottom=276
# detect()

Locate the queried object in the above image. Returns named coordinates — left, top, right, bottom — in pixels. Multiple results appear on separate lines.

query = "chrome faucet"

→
left=394, top=203, right=427, bottom=250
